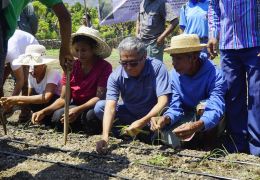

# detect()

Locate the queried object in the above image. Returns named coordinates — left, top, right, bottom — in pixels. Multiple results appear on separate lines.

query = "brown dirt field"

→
left=0, top=57, right=259, bottom=180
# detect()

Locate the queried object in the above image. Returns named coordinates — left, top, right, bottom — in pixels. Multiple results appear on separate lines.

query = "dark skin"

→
left=150, top=52, right=205, bottom=140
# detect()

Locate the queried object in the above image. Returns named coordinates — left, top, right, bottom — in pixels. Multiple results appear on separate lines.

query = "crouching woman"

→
left=0, top=44, right=62, bottom=125
left=31, top=26, right=112, bottom=133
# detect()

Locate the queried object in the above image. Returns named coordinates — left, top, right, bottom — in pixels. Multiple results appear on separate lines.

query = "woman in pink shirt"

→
left=31, top=26, right=112, bottom=133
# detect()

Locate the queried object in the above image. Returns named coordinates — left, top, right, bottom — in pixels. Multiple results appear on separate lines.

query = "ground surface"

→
left=0, top=50, right=259, bottom=180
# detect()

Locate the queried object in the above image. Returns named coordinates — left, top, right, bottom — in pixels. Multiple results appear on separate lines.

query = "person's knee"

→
left=94, top=100, right=106, bottom=120
left=51, top=108, right=64, bottom=123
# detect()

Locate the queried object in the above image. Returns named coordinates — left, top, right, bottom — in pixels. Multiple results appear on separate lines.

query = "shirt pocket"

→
left=146, top=12, right=160, bottom=27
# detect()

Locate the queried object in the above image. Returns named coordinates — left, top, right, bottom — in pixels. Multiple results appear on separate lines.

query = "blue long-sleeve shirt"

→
left=164, top=57, right=227, bottom=130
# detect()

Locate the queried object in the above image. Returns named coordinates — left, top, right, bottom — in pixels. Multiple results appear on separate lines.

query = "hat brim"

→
left=12, top=54, right=57, bottom=66
left=72, top=32, right=111, bottom=58
left=164, top=44, right=207, bottom=54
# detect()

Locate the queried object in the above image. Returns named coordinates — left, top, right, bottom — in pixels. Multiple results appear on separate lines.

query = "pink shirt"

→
left=61, top=59, right=112, bottom=105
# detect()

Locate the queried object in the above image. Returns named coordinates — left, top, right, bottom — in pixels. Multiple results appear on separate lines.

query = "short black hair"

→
left=72, top=35, right=97, bottom=49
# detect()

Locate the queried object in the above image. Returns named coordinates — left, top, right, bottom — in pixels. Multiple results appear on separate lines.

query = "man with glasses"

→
left=150, top=34, right=226, bottom=149
left=95, top=37, right=171, bottom=154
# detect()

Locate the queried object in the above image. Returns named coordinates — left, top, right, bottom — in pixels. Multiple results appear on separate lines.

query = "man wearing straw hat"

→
left=150, top=34, right=227, bottom=149
left=0, top=44, right=62, bottom=124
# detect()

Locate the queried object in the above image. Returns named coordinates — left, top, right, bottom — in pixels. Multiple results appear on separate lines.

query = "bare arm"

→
left=157, top=18, right=179, bottom=45
left=102, top=100, right=117, bottom=142
left=139, top=95, right=168, bottom=125
left=40, top=85, right=66, bottom=116
left=52, top=3, right=73, bottom=71
left=125, top=95, right=169, bottom=135
left=12, top=67, right=24, bottom=96
left=10, top=83, right=58, bottom=105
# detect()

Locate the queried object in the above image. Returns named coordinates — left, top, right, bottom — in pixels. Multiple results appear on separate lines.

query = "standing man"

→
left=0, top=0, right=73, bottom=93
left=136, top=0, right=179, bottom=61
left=208, top=0, right=260, bottom=155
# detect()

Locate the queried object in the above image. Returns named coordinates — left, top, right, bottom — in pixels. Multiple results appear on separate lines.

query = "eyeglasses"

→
left=119, top=58, right=144, bottom=68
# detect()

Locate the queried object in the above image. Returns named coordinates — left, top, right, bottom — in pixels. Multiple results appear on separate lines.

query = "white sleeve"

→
left=46, top=69, right=62, bottom=86
left=6, top=48, right=22, bottom=71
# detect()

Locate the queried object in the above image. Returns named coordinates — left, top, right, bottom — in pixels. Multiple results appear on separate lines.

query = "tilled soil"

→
left=0, top=124, right=260, bottom=180
left=1, top=79, right=260, bottom=180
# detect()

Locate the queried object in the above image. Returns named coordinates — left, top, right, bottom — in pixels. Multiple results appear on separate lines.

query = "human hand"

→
left=150, top=116, right=170, bottom=131
left=60, top=107, right=80, bottom=123
left=31, top=110, right=45, bottom=124
left=96, top=139, right=108, bottom=154
left=156, top=36, right=165, bottom=46
left=0, top=97, right=16, bottom=110
left=207, top=38, right=218, bottom=59
left=59, top=47, right=74, bottom=72
left=124, top=120, right=145, bottom=137
left=173, top=121, right=204, bottom=141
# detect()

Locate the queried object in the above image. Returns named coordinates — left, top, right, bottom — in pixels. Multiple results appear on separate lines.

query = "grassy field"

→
left=46, top=48, right=220, bottom=71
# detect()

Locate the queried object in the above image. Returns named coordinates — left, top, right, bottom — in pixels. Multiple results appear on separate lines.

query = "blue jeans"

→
left=94, top=100, right=153, bottom=143
left=220, top=47, right=260, bottom=155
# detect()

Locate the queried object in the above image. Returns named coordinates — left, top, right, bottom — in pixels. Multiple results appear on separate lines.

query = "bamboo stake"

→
left=64, top=68, right=70, bottom=145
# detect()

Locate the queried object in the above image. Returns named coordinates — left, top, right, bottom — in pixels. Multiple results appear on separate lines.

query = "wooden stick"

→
left=63, top=68, right=70, bottom=145
left=0, top=105, right=7, bottom=135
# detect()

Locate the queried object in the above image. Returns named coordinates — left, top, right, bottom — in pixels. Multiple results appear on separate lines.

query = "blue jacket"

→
left=164, top=57, right=227, bottom=130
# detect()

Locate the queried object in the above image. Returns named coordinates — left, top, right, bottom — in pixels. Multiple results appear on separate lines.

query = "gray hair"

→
left=118, top=37, right=146, bottom=56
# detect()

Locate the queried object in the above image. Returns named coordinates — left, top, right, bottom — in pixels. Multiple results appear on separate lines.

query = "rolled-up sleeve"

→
left=200, top=69, right=227, bottom=130
left=208, top=0, right=221, bottom=39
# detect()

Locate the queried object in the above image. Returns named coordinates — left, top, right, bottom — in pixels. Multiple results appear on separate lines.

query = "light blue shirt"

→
left=164, top=57, right=227, bottom=130
left=106, top=58, right=171, bottom=119
left=179, top=0, right=209, bottom=39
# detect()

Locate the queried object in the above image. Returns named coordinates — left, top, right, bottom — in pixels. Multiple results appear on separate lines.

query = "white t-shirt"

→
left=6, top=29, right=39, bottom=70
left=28, top=68, right=62, bottom=96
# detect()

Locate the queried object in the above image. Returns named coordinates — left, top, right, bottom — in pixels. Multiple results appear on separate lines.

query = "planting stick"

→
left=64, top=68, right=70, bottom=145
left=0, top=105, right=7, bottom=135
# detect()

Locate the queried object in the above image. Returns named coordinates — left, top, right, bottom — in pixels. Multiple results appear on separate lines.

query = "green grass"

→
left=46, top=48, right=220, bottom=70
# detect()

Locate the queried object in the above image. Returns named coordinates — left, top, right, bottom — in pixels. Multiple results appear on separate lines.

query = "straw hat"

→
left=164, top=34, right=207, bottom=54
left=72, top=26, right=111, bottom=58
left=12, top=44, right=57, bottom=65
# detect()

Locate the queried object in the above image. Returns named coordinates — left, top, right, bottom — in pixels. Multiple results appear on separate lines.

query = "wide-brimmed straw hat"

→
left=12, top=44, right=57, bottom=66
left=164, top=34, right=207, bottom=54
left=72, top=26, right=111, bottom=58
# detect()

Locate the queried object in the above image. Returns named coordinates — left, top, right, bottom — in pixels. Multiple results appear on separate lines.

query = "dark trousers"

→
left=51, top=105, right=100, bottom=134
left=29, top=94, right=59, bottom=126
left=220, top=47, right=260, bottom=155
left=0, top=12, right=8, bottom=97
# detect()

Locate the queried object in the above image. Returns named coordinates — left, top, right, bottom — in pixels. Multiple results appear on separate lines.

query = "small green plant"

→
left=199, top=146, right=229, bottom=164
left=147, top=154, right=171, bottom=166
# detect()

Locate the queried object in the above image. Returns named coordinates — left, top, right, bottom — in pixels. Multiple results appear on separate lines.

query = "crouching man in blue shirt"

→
left=95, top=37, right=171, bottom=154
left=151, top=34, right=227, bottom=149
